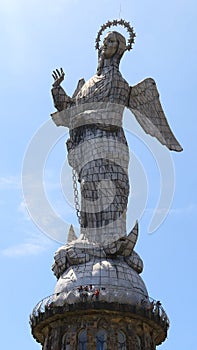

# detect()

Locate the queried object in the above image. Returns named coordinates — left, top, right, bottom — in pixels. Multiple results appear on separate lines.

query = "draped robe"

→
left=52, top=63, right=130, bottom=243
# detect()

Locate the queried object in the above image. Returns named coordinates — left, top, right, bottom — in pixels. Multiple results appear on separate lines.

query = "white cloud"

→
left=168, top=204, right=197, bottom=216
left=144, top=204, right=197, bottom=218
left=2, top=242, right=45, bottom=257
left=2, top=232, right=53, bottom=257
left=18, top=200, right=31, bottom=221
left=0, top=176, right=21, bottom=190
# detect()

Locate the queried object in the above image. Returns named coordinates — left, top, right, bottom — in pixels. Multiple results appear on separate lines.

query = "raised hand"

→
left=52, top=68, right=65, bottom=87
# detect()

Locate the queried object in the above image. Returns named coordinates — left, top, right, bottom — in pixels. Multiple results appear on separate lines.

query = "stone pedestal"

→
left=31, top=302, right=168, bottom=350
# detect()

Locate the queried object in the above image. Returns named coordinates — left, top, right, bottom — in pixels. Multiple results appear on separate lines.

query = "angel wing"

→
left=128, top=78, right=183, bottom=151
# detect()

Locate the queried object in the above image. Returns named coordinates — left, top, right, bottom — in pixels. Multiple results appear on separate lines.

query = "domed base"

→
left=53, top=257, right=148, bottom=305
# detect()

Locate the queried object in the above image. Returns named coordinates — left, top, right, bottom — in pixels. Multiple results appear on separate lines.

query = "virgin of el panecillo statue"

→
left=29, top=22, right=179, bottom=348
left=51, top=19, right=182, bottom=248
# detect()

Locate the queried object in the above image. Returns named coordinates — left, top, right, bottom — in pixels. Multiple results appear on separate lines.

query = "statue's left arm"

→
left=128, top=78, right=183, bottom=152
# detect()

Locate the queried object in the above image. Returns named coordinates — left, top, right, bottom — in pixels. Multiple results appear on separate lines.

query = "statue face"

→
left=102, top=32, right=118, bottom=59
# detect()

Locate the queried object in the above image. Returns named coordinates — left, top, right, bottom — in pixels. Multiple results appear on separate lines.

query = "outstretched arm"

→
left=51, top=68, right=73, bottom=111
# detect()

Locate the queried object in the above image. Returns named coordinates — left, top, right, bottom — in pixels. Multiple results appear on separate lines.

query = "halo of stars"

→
left=95, top=19, right=136, bottom=51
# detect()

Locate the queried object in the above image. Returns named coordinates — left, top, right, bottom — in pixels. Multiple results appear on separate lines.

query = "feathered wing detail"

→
left=128, top=78, right=183, bottom=151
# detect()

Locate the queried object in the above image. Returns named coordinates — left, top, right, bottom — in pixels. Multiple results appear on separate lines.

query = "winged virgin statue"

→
left=51, top=20, right=182, bottom=244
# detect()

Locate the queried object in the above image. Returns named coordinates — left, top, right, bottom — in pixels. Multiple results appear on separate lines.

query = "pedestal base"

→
left=31, top=302, right=168, bottom=349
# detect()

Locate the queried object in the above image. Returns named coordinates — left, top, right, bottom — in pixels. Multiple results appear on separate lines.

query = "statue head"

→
left=101, top=31, right=126, bottom=59
left=95, top=19, right=135, bottom=53
left=97, top=31, right=126, bottom=74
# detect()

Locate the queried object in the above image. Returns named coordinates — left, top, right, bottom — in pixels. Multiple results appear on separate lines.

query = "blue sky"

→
left=1, top=0, right=196, bottom=348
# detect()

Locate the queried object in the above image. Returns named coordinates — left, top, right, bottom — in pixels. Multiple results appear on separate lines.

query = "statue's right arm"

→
left=51, top=68, right=73, bottom=112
